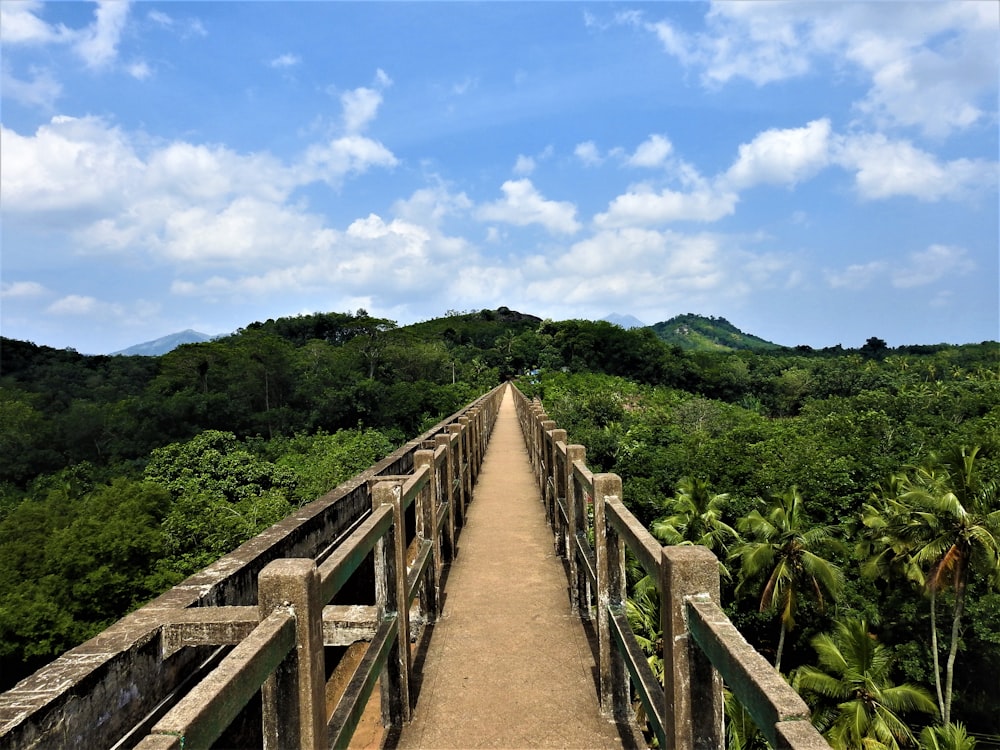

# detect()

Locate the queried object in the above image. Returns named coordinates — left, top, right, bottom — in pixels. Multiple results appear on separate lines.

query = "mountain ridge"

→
left=113, top=329, right=216, bottom=356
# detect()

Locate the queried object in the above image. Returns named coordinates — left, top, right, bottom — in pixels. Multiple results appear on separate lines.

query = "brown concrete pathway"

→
left=391, top=387, right=637, bottom=750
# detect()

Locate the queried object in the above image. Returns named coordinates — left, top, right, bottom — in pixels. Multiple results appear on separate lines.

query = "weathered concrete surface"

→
left=393, top=389, right=638, bottom=750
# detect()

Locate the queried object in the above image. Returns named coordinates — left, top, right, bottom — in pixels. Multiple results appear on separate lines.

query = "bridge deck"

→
left=390, top=388, right=636, bottom=749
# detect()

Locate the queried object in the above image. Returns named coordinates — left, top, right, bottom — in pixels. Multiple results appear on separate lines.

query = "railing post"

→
left=594, top=473, right=630, bottom=721
left=458, top=416, right=472, bottom=513
left=550, top=429, right=567, bottom=555
left=661, top=546, right=724, bottom=749
left=435, top=433, right=455, bottom=562
left=373, top=481, right=411, bottom=725
left=448, top=423, right=466, bottom=528
left=566, top=444, right=587, bottom=615
left=414, top=450, right=439, bottom=621
left=258, top=559, right=327, bottom=750
left=540, top=420, right=557, bottom=522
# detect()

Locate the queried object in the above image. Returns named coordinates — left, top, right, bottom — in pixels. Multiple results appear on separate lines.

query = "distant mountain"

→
left=650, top=314, right=784, bottom=352
left=602, top=313, right=646, bottom=329
left=113, top=329, right=215, bottom=356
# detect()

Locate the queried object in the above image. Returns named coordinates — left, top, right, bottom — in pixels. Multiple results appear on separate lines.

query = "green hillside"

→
left=650, top=313, right=784, bottom=352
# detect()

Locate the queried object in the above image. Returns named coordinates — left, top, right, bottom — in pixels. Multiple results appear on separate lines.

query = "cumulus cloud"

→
left=627, top=135, right=674, bottom=168
left=2, top=89, right=399, bottom=267
left=0, top=117, right=142, bottom=213
left=575, top=141, right=603, bottom=166
left=595, top=185, right=738, bottom=227
left=391, top=183, right=472, bottom=227
left=171, top=211, right=470, bottom=302
left=476, top=179, right=581, bottom=235
left=340, top=70, right=392, bottom=133
left=834, top=133, right=996, bottom=201
left=724, top=119, right=831, bottom=190
left=639, top=2, right=997, bottom=137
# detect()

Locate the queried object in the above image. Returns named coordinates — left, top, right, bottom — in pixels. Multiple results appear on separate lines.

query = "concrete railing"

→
left=511, top=384, right=830, bottom=750
left=0, top=385, right=504, bottom=749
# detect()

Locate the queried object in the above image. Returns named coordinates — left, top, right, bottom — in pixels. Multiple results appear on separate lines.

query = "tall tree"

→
left=861, top=446, right=1000, bottom=724
left=732, top=487, right=845, bottom=671
left=794, top=617, right=937, bottom=749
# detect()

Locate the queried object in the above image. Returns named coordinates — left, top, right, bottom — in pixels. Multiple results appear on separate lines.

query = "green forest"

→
left=1, top=308, right=998, bottom=748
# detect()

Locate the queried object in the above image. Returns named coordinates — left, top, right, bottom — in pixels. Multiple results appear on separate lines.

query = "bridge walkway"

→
left=390, top=387, right=637, bottom=749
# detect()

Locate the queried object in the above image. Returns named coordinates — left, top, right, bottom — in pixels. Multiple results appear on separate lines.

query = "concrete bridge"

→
left=0, top=384, right=829, bottom=749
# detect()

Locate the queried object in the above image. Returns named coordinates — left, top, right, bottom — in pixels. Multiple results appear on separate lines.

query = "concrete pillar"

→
left=550, top=429, right=568, bottom=555
left=660, top=546, right=724, bottom=749
left=372, top=481, right=411, bottom=725
left=258, top=559, right=327, bottom=750
left=414, top=449, right=439, bottom=621
left=566, top=444, right=587, bottom=615
left=594, top=473, right=629, bottom=721
left=435, top=433, right=455, bottom=563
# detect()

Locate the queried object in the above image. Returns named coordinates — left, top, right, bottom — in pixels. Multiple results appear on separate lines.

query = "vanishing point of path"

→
left=391, top=386, right=637, bottom=750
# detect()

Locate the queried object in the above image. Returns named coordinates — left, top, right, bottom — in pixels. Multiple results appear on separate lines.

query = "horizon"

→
left=2, top=2, right=998, bottom=355
left=6, top=308, right=997, bottom=358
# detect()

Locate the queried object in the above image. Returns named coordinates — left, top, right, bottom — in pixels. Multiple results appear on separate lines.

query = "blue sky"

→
left=2, top=1, right=997, bottom=354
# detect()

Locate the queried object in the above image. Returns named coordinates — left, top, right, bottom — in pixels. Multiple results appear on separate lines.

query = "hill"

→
left=650, top=313, right=784, bottom=352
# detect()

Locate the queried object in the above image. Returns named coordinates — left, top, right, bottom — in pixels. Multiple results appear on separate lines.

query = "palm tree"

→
left=651, top=476, right=739, bottom=579
left=794, top=618, right=937, bottom=749
left=920, top=723, right=977, bottom=750
left=731, top=486, right=845, bottom=671
left=861, top=446, right=1000, bottom=724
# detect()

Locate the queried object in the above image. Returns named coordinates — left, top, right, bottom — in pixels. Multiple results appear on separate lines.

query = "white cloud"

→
left=834, top=133, right=996, bottom=201
left=476, top=179, right=581, bottom=235
left=892, top=244, right=975, bottom=288
left=642, top=2, right=997, bottom=137
left=0, top=117, right=142, bottom=213
left=148, top=10, right=173, bottom=28
left=269, top=53, right=301, bottom=69
left=514, top=155, right=535, bottom=175
left=74, top=1, right=131, bottom=70
left=2, top=104, right=399, bottom=269
left=825, top=261, right=888, bottom=290
left=724, top=119, right=831, bottom=190
left=303, top=135, right=398, bottom=185
left=627, top=135, right=673, bottom=168
left=1, top=281, right=48, bottom=299
left=171, top=211, right=469, bottom=301
left=825, top=244, right=975, bottom=291
left=595, top=185, right=738, bottom=227
left=0, top=1, right=69, bottom=45
left=127, top=60, right=152, bottom=80
left=341, top=87, right=383, bottom=134
left=46, top=294, right=120, bottom=317
left=0, top=64, right=62, bottom=109
left=391, top=183, right=472, bottom=227
left=575, top=141, right=603, bottom=166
